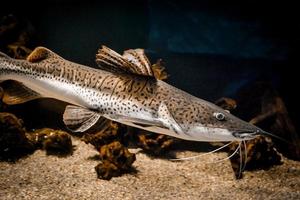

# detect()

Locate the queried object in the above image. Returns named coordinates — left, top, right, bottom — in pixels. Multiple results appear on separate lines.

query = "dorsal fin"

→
left=95, top=46, right=133, bottom=74
left=26, top=47, right=60, bottom=62
left=123, top=49, right=153, bottom=76
left=95, top=45, right=154, bottom=77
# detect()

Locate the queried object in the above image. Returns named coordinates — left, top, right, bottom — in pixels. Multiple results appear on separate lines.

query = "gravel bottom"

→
left=0, top=138, right=299, bottom=200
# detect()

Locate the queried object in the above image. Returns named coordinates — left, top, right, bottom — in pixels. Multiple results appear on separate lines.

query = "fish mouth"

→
left=232, top=129, right=261, bottom=140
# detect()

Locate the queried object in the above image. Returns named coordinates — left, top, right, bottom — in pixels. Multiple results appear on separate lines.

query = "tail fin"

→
left=0, top=51, right=10, bottom=59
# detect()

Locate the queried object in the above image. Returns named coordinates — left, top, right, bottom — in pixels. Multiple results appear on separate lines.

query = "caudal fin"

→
left=0, top=51, right=10, bottom=59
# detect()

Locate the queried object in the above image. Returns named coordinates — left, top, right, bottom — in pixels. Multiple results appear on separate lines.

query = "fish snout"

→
left=232, top=129, right=262, bottom=140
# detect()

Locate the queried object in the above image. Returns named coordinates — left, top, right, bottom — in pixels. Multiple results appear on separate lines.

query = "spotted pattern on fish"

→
left=0, top=47, right=264, bottom=142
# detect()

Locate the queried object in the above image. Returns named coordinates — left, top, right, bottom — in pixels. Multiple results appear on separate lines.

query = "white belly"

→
left=3, top=74, right=89, bottom=107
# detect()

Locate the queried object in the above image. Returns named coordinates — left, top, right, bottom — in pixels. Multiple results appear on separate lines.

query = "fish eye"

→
left=213, top=112, right=225, bottom=121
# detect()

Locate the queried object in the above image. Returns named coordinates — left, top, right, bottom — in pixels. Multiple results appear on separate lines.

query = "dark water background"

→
left=1, top=0, right=299, bottom=128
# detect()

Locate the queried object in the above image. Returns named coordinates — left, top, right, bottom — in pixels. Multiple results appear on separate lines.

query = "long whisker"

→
left=238, top=141, right=243, bottom=178
left=170, top=141, right=234, bottom=161
left=210, top=141, right=241, bottom=164
left=241, top=140, right=247, bottom=172
left=260, top=130, right=290, bottom=144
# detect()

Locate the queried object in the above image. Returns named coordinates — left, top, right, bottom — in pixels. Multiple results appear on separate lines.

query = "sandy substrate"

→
left=0, top=138, right=299, bottom=200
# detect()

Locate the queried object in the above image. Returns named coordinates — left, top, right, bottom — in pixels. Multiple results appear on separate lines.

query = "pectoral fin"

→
left=1, top=80, right=42, bottom=105
left=63, top=105, right=102, bottom=132
left=158, top=102, right=186, bottom=137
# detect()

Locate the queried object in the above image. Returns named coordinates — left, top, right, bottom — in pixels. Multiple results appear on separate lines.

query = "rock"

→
left=95, top=160, right=121, bottom=180
left=27, top=128, right=73, bottom=155
left=95, top=141, right=136, bottom=180
left=0, top=86, right=4, bottom=109
left=215, top=97, right=237, bottom=111
left=234, top=81, right=300, bottom=160
left=82, top=120, right=126, bottom=149
left=0, top=86, right=3, bottom=99
left=0, top=112, right=35, bottom=160
left=228, top=136, right=282, bottom=179
left=151, top=59, right=168, bottom=80
left=0, top=14, right=36, bottom=59
left=136, top=131, right=174, bottom=155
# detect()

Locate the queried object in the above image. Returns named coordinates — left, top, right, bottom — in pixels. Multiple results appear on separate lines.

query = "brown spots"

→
left=63, top=67, right=76, bottom=81
left=146, top=87, right=153, bottom=94
left=96, top=75, right=109, bottom=90
left=123, top=79, right=134, bottom=92
left=107, top=78, right=115, bottom=86
left=46, top=63, right=55, bottom=74
left=74, top=70, right=87, bottom=84
left=89, top=74, right=98, bottom=87
left=109, top=79, right=122, bottom=100
left=33, top=65, right=47, bottom=75
left=51, top=65, right=62, bottom=77
left=83, top=72, right=92, bottom=86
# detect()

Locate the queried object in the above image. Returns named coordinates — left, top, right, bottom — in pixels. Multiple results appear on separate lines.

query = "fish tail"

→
left=0, top=51, right=10, bottom=60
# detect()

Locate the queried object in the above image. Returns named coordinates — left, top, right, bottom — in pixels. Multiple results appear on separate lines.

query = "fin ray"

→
left=123, top=49, right=153, bottom=76
left=63, top=105, right=102, bottom=132
left=96, top=46, right=134, bottom=74
left=95, top=46, right=154, bottom=77
left=158, top=102, right=187, bottom=137
left=2, top=80, right=42, bottom=105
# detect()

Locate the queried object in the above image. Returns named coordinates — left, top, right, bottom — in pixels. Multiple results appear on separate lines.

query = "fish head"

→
left=178, top=101, right=264, bottom=142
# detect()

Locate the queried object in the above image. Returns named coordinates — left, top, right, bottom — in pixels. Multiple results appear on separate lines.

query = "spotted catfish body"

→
left=0, top=46, right=264, bottom=142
